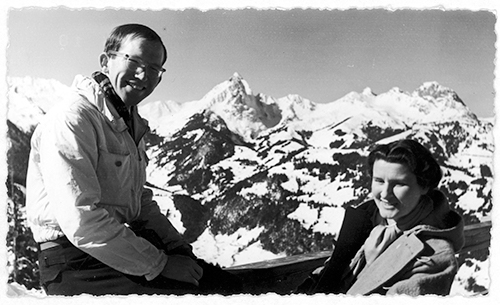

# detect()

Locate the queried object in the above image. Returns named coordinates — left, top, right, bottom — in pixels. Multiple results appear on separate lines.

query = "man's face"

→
left=103, top=35, right=165, bottom=108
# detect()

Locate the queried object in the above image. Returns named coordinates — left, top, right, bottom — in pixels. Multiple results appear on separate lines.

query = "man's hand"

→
left=161, top=255, right=203, bottom=286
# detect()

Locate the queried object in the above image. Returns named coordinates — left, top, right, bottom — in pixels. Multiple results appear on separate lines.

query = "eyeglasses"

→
left=107, top=51, right=166, bottom=79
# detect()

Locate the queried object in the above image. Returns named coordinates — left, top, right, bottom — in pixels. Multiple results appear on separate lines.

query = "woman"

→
left=297, top=139, right=464, bottom=295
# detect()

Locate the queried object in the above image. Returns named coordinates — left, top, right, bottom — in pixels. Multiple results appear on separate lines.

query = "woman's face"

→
left=371, top=159, right=428, bottom=223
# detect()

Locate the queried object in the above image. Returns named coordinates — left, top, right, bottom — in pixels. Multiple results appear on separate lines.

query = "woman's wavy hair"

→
left=367, top=139, right=442, bottom=190
left=104, top=23, right=167, bottom=65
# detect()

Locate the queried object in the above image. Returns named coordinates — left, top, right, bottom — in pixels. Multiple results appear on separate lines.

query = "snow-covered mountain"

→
left=6, top=74, right=493, bottom=296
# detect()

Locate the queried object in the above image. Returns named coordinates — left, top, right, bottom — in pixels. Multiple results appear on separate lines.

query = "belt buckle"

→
left=40, top=241, right=61, bottom=251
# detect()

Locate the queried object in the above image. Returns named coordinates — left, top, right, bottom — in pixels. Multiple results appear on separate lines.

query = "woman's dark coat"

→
left=298, top=190, right=464, bottom=296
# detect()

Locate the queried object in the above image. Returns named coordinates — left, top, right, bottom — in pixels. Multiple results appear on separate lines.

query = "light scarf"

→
left=364, top=195, right=433, bottom=265
left=342, top=195, right=434, bottom=289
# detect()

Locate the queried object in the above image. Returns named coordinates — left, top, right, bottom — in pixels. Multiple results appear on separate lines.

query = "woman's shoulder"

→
left=351, top=199, right=377, bottom=211
left=411, top=190, right=465, bottom=252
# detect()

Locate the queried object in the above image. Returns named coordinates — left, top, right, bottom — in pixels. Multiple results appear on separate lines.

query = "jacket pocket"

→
left=96, top=150, right=133, bottom=207
left=39, top=250, right=64, bottom=285
left=38, top=246, right=83, bottom=285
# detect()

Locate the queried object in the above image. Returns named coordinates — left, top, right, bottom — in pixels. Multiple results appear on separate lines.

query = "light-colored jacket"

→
left=26, top=75, right=184, bottom=280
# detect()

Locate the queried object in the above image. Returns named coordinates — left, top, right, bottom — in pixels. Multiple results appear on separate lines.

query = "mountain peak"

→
left=193, top=73, right=283, bottom=140
left=362, top=87, right=376, bottom=96
left=226, top=72, right=252, bottom=96
left=388, top=87, right=404, bottom=94
left=419, top=81, right=446, bottom=91
left=416, top=81, right=463, bottom=103
left=230, top=72, right=243, bottom=81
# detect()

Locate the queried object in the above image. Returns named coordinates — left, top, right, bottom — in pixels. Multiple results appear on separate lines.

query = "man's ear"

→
left=99, top=53, right=109, bottom=73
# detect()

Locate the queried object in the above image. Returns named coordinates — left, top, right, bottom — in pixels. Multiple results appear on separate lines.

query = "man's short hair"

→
left=104, top=23, right=167, bottom=65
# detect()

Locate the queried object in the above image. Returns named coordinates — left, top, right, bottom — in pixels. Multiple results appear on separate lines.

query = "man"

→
left=26, top=23, right=241, bottom=295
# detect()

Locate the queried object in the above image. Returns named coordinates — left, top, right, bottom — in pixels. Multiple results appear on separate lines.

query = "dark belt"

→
left=39, top=236, right=72, bottom=251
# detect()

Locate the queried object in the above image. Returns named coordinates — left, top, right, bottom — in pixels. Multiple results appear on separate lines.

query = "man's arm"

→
left=38, top=103, right=168, bottom=280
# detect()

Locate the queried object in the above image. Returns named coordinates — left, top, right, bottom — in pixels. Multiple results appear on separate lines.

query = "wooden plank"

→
left=224, top=220, right=492, bottom=294
left=227, top=254, right=330, bottom=294
left=459, top=220, right=491, bottom=254
left=225, top=250, right=332, bottom=270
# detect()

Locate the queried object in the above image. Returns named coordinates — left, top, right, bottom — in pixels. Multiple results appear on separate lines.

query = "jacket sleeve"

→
left=137, top=187, right=190, bottom=251
left=38, top=104, right=168, bottom=281
left=386, top=238, right=458, bottom=296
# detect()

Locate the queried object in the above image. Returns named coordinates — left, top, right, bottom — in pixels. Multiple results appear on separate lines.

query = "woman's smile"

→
left=371, top=160, right=428, bottom=222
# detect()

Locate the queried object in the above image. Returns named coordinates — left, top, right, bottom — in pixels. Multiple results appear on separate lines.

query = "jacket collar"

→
left=409, top=189, right=465, bottom=252
left=346, top=232, right=424, bottom=295
left=72, top=75, right=150, bottom=144
left=104, top=99, right=150, bottom=145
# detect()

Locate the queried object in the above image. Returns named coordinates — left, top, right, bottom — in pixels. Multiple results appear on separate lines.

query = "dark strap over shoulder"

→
left=92, top=71, right=131, bottom=122
left=92, top=71, right=135, bottom=139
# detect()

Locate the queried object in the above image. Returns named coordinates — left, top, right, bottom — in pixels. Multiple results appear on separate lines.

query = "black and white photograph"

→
left=2, top=0, right=498, bottom=304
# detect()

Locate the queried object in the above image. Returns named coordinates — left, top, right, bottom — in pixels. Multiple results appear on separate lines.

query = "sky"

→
left=4, top=2, right=498, bottom=118
left=1, top=1, right=500, bottom=303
